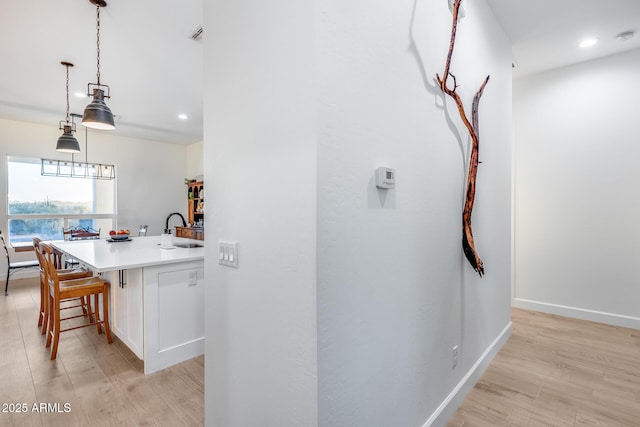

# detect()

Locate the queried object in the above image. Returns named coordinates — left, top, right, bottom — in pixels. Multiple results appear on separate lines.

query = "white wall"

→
left=316, top=0, right=511, bottom=425
left=1, top=117, right=188, bottom=270
left=186, top=140, right=203, bottom=179
left=203, top=0, right=512, bottom=425
left=513, top=48, right=640, bottom=328
left=203, top=0, right=318, bottom=426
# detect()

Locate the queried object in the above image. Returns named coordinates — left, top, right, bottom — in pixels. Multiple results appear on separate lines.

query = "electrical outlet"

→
left=188, top=271, right=198, bottom=286
left=452, top=345, right=459, bottom=369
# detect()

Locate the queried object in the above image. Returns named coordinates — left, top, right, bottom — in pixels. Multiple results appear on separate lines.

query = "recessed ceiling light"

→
left=74, top=91, right=88, bottom=98
left=579, top=38, right=599, bottom=48
left=178, top=113, right=188, bottom=120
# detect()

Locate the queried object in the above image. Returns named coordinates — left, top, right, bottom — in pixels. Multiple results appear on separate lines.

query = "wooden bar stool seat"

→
left=40, top=243, right=112, bottom=360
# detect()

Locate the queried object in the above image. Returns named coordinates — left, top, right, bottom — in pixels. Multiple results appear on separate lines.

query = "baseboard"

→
left=424, top=321, right=512, bottom=427
left=0, top=270, right=39, bottom=282
left=513, top=298, right=640, bottom=330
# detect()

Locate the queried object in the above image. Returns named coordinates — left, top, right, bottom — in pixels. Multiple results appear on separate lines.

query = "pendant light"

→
left=56, top=61, right=81, bottom=153
left=82, top=0, right=115, bottom=130
left=43, top=114, right=116, bottom=180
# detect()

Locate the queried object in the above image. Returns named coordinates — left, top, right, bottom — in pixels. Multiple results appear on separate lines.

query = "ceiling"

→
left=0, top=0, right=202, bottom=145
left=1, top=1, right=639, bottom=145
left=486, top=0, right=640, bottom=78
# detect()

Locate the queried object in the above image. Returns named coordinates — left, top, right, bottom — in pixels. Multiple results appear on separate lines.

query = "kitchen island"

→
left=51, top=236, right=204, bottom=374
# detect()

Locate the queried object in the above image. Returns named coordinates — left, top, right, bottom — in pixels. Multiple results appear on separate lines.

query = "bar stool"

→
left=33, top=238, right=93, bottom=335
left=40, top=243, right=112, bottom=360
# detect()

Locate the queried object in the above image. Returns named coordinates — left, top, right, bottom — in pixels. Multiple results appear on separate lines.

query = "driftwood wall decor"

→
left=436, top=0, right=489, bottom=277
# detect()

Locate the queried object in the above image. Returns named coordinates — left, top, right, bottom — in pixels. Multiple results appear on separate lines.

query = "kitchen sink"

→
left=174, top=243, right=204, bottom=248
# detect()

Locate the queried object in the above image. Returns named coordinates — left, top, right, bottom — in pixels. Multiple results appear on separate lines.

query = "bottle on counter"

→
left=161, top=229, right=174, bottom=248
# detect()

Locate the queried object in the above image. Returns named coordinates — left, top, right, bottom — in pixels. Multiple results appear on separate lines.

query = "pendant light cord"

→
left=85, top=125, right=89, bottom=163
left=96, top=5, right=101, bottom=85
left=65, top=64, right=71, bottom=122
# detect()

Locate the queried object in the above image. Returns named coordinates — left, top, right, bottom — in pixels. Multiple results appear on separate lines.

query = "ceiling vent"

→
left=616, top=30, right=635, bottom=42
left=191, top=26, right=203, bottom=41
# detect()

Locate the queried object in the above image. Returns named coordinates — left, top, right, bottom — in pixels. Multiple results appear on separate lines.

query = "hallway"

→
left=449, top=309, right=640, bottom=426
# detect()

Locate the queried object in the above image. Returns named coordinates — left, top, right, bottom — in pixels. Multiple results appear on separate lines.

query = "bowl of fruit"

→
left=109, top=229, right=131, bottom=241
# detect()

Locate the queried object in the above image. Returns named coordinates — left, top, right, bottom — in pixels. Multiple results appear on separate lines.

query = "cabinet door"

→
left=143, top=261, right=204, bottom=374
left=108, top=269, right=144, bottom=359
left=109, top=271, right=127, bottom=341
left=125, top=268, right=144, bottom=359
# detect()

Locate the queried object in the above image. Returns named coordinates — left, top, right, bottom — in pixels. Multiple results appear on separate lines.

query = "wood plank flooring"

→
left=5, top=277, right=640, bottom=426
left=448, top=308, right=640, bottom=427
left=0, top=277, right=203, bottom=427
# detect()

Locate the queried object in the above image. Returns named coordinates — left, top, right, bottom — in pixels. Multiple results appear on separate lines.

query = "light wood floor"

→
left=448, top=308, right=640, bottom=427
left=0, top=277, right=203, bottom=427
left=6, top=278, right=640, bottom=427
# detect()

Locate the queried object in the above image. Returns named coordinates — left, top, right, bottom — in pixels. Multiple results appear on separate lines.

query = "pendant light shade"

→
left=83, top=88, right=115, bottom=130
left=56, top=61, right=81, bottom=153
left=82, top=0, right=115, bottom=130
left=56, top=124, right=81, bottom=153
left=43, top=122, right=116, bottom=180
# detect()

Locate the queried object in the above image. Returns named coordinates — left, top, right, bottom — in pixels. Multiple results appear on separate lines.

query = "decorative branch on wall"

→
left=436, top=0, right=489, bottom=277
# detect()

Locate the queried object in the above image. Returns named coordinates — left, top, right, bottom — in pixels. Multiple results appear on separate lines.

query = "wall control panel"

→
left=375, top=167, right=396, bottom=189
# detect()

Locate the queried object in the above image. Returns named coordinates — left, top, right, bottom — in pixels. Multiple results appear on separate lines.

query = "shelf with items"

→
left=175, top=226, right=204, bottom=241
left=186, top=181, right=204, bottom=225
left=182, top=181, right=204, bottom=240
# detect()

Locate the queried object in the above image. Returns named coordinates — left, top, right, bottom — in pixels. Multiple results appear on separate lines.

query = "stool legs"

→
left=46, top=288, right=112, bottom=360
left=38, top=278, right=45, bottom=327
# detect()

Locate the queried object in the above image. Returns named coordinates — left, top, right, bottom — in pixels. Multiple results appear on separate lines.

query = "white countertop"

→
left=51, top=236, right=204, bottom=273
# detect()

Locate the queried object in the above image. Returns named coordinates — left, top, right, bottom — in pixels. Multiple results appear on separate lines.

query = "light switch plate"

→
left=219, top=241, right=238, bottom=268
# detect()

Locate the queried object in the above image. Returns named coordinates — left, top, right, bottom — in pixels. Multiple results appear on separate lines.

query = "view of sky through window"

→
left=8, top=159, right=94, bottom=213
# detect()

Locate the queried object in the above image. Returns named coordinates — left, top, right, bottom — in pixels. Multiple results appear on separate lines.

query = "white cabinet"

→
left=143, top=260, right=204, bottom=374
left=108, top=268, right=144, bottom=359
left=107, top=261, right=204, bottom=374
left=52, top=237, right=204, bottom=375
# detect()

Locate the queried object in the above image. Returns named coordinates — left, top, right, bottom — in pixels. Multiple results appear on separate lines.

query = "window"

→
left=6, top=156, right=116, bottom=244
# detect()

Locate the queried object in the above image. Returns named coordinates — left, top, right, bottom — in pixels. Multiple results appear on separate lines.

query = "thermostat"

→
left=376, top=167, right=396, bottom=189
